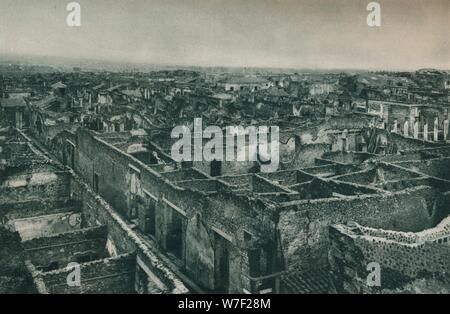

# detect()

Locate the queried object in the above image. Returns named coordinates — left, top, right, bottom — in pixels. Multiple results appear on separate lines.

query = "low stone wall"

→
left=0, top=171, right=71, bottom=204
left=39, top=253, right=136, bottom=294
left=0, top=198, right=78, bottom=221
left=0, top=227, right=35, bottom=293
left=23, top=226, right=108, bottom=268
left=329, top=220, right=450, bottom=293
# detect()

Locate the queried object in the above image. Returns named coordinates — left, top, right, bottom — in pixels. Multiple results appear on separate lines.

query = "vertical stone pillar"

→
left=341, top=129, right=348, bottom=152
left=413, top=120, right=419, bottom=139
left=434, top=117, right=439, bottom=142
left=240, top=249, right=252, bottom=294
left=392, top=119, right=398, bottom=133
left=403, top=120, right=409, bottom=137
left=444, top=119, right=449, bottom=141
left=15, top=111, right=23, bottom=129
left=410, top=107, right=418, bottom=131
left=423, top=123, right=428, bottom=141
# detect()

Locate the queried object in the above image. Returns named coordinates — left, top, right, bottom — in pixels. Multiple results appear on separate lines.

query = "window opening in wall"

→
left=214, top=232, right=230, bottom=293
left=167, top=212, right=183, bottom=259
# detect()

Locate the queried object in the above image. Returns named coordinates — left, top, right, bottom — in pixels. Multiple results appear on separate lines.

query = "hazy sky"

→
left=0, top=0, right=448, bottom=70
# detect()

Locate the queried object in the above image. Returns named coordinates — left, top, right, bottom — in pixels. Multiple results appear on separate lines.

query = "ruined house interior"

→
left=1, top=91, right=449, bottom=294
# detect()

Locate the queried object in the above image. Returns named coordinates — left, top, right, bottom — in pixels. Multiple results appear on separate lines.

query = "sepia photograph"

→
left=0, top=0, right=449, bottom=304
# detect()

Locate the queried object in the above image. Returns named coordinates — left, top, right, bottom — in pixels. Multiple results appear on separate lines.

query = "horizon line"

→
left=1, top=52, right=449, bottom=73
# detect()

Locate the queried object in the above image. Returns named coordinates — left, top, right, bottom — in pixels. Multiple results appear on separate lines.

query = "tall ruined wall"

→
left=328, top=222, right=450, bottom=293
left=49, top=130, right=77, bottom=165
left=12, top=211, right=82, bottom=241
left=277, top=186, right=450, bottom=271
left=149, top=174, right=279, bottom=292
left=0, top=227, right=35, bottom=293
left=75, top=129, right=134, bottom=216
left=70, top=173, right=188, bottom=294
left=70, top=128, right=280, bottom=293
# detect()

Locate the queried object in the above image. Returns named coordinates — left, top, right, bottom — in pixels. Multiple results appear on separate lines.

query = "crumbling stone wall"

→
left=70, top=173, right=188, bottom=294
left=252, top=175, right=291, bottom=193
left=0, top=198, right=78, bottom=223
left=0, top=227, right=35, bottom=293
left=322, top=114, right=374, bottom=131
left=0, top=171, right=71, bottom=204
left=277, top=186, right=449, bottom=272
left=71, top=128, right=280, bottom=293
left=328, top=221, right=450, bottom=293
left=12, top=211, right=82, bottom=241
left=321, top=179, right=380, bottom=195
left=389, top=132, right=443, bottom=151
left=290, top=143, right=331, bottom=168
left=158, top=176, right=279, bottom=293
left=393, top=157, right=450, bottom=180
left=184, top=214, right=215, bottom=289
left=23, top=226, right=108, bottom=268
left=50, top=130, right=77, bottom=166
left=38, top=254, right=136, bottom=294
left=333, top=163, right=423, bottom=187
left=75, top=129, right=131, bottom=216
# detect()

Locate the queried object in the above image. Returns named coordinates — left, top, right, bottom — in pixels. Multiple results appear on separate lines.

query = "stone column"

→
left=403, top=120, right=409, bottom=137
left=410, top=107, right=418, bottom=130
left=444, top=120, right=449, bottom=141
left=413, top=121, right=419, bottom=139
left=434, top=117, right=439, bottom=142
left=423, top=123, right=428, bottom=141
left=341, top=129, right=348, bottom=152
left=392, top=120, right=398, bottom=133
